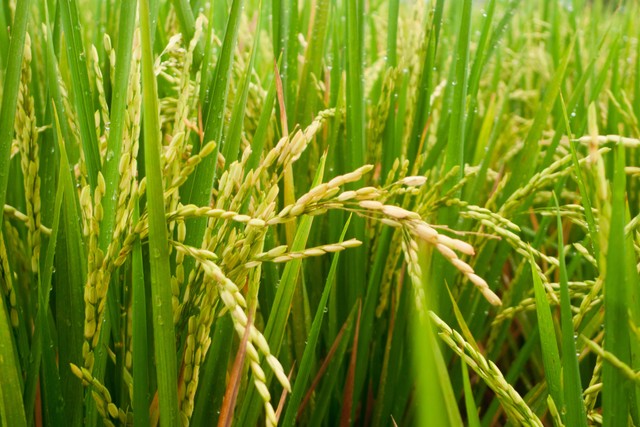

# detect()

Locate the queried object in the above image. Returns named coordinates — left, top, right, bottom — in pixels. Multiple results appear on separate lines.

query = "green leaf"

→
left=345, top=0, right=365, bottom=172
left=140, top=0, right=180, bottom=424
left=282, top=216, right=352, bottom=426
left=0, top=1, right=31, bottom=424
left=54, top=105, right=87, bottom=427
left=98, top=0, right=137, bottom=260
left=554, top=194, right=588, bottom=427
left=35, top=138, right=66, bottom=427
left=502, top=39, right=575, bottom=202
left=308, top=305, right=358, bottom=427
left=602, top=144, right=631, bottom=425
left=190, top=314, right=234, bottom=426
left=0, top=0, right=31, bottom=214
left=462, top=360, right=481, bottom=427
left=58, top=0, right=101, bottom=189
left=0, top=257, right=27, bottom=427
left=132, top=202, right=150, bottom=427
left=443, top=0, right=472, bottom=190
left=221, top=0, right=264, bottom=164
left=529, top=252, right=563, bottom=419
left=294, top=0, right=330, bottom=125
left=246, top=72, right=277, bottom=175
left=170, top=0, right=203, bottom=63
left=413, top=244, right=463, bottom=427
left=562, top=100, right=599, bottom=260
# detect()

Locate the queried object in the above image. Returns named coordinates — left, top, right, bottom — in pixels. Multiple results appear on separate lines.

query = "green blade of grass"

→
left=447, top=284, right=479, bottom=352
left=405, top=0, right=443, bottom=163
left=343, top=0, right=369, bottom=411
left=443, top=0, right=471, bottom=190
left=33, top=136, right=66, bottom=427
left=221, top=0, right=264, bottom=164
left=97, top=0, right=137, bottom=261
left=0, top=0, right=31, bottom=216
left=22, top=106, right=69, bottom=426
left=371, top=276, right=410, bottom=427
left=197, top=0, right=218, bottom=106
left=501, top=39, right=575, bottom=202
left=625, top=200, right=640, bottom=424
left=605, top=39, right=621, bottom=135
left=431, top=0, right=473, bottom=325
left=246, top=71, right=277, bottom=175
left=0, top=266, right=27, bottom=427
left=529, top=253, right=563, bottom=418
left=53, top=104, right=87, bottom=427
left=190, top=314, right=234, bottom=426
left=540, top=33, right=610, bottom=170
left=170, top=0, right=203, bottom=62
left=563, top=101, right=599, bottom=260
left=339, top=300, right=361, bottom=427
left=463, top=0, right=519, bottom=155
left=465, top=0, right=497, bottom=106
left=282, top=216, right=352, bottom=426
left=414, top=309, right=462, bottom=427
left=307, top=305, right=358, bottom=427
left=58, top=0, right=100, bottom=189
left=344, top=0, right=365, bottom=172
left=326, top=13, right=344, bottom=178
left=352, top=225, right=393, bottom=414
left=294, top=0, right=330, bottom=126
left=602, top=144, right=632, bottom=425
left=0, top=1, right=31, bottom=424
left=414, top=244, right=463, bottom=427
left=554, top=194, right=588, bottom=427
left=217, top=310, right=253, bottom=427
left=132, top=201, right=150, bottom=427
left=284, top=0, right=299, bottom=126
left=462, top=360, right=481, bottom=427
left=42, top=5, right=78, bottom=165
left=635, top=23, right=640, bottom=122
left=0, top=3, right=8, bottom=68
left=140, top=0, right=180, bottom=424
left=379, top=0, right=400, bottom=178
left=272, top=0, right=285, bottom=58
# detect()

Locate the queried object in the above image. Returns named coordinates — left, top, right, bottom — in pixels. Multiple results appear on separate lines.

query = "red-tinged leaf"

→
left=218, top=311, right=253, bottom=427
left=340, top=301, right=362, bottom=427
left=298, top=312, right=351, bottom=420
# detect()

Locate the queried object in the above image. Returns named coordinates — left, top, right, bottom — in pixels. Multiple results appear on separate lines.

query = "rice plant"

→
left=0, top=0, right=639, bottom=426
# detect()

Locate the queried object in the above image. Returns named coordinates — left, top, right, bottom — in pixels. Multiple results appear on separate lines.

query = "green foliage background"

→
left=0, top=0, right=639, bottom=425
